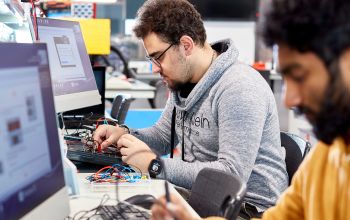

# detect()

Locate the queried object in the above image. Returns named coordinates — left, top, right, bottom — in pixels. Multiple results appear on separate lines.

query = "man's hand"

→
left=93, top=124, right=127, bottom=150
left=151, top=194, right=200, bottom=220
left=117, top=134, right=156, bottom=172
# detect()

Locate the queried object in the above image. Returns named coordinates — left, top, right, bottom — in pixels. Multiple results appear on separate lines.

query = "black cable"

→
left=110, top=46, right=134, bottom=78
left=70, top=194, right=111, bottom=220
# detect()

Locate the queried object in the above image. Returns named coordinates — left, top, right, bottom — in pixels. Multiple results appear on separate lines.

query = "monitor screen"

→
left=65, top=66, right=106, bottom=117
left=37, top=17, right=101, bottom=113
left=0, top=43, right=69, bottom=219
left=189, top=0, right=258, bottom=21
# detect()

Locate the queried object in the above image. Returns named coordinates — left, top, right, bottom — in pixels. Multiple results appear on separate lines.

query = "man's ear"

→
left=179, top=35, right=194, bottom=56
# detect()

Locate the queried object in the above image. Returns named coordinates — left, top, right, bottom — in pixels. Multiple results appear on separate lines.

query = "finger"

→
left=151, top=201, right=168, bottom=220
left=121, top=155, right=128, bottom=162
left=166, top=203, right=183, bottom=219
left=100, top=136, right=117, bottom=149
left=121, top=133, right=143, bottom=142
left=117, top=137, right=134, bottom=148
left=169, top=194, right=181, bottom=203
left=119, top=147, right=128, bottom=156
left=166, top=201, right=192, bottom=220
left=156, top=195, right=188, bottom=220
left=157, top=196, right=167, bottom=204
left=93, top=126, right=107, bottom=143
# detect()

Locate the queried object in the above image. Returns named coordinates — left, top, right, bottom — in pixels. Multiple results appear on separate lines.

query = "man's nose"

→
left=283, top=79, right=302, bottom=108
left=151, top=63, right=161, bottom=74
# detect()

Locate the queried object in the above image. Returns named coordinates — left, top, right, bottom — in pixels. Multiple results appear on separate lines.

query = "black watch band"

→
left=148, top=158, right=162, bottom=178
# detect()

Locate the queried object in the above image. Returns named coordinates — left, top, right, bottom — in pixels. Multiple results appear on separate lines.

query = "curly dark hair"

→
left=260, top=0, right=350, bottom=66
left=133, top=0, right=206, bottom=46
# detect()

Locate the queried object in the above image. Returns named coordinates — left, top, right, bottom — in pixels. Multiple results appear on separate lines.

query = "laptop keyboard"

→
left=98, top=202, right=151, bottom=220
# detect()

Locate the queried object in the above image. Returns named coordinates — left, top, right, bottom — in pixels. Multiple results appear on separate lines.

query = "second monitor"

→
left=37, top=17, right=101, bottom=113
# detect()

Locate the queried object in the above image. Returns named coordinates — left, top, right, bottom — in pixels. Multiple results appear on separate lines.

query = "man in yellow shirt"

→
left=151, top=0, right=350, bottom=219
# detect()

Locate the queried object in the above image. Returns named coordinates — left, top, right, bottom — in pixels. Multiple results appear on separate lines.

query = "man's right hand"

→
left=93, top=124, right=128, bottom=150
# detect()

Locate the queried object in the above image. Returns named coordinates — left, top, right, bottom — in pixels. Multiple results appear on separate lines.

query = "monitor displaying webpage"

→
left=0, top=66, right=51, bottom=201
left=37, top=18, right=101, bottom=112
left=0, top=43, right=66, bottom=220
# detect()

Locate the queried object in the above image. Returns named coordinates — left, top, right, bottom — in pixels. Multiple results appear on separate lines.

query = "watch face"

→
left=149, top=159, right=162, bottom=176
left=151, top=162, right=160, bottom=172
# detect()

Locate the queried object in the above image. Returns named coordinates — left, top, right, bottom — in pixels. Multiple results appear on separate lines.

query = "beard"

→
left=313, top=78, right=350, bottom=145
left=167, top=80, right=188, bottom=91
left=162, top=55, right=192, bottom=92
left=296, top=62, right=350, bottom=145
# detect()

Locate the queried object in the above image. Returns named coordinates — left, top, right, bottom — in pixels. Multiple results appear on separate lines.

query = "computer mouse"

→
left=124, top=194, right=156, bottom=210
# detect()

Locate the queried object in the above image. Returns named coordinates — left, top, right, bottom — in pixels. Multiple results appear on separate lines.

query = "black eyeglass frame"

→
left=146, top=43, right=174, bottom=67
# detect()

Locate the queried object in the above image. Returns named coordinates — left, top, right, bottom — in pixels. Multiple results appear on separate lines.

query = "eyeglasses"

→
left=146, top=44, right=174, bottom=67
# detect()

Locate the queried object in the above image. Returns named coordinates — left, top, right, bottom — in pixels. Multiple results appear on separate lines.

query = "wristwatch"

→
left=148, top=158, right=162, bottom=178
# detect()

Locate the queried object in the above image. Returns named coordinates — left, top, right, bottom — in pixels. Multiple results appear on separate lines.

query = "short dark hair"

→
left=133, top=0, right=206, bottom=46
left=260, top=0, right=350, bottom=66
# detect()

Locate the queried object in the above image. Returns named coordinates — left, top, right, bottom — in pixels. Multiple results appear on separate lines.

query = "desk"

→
left=105, top=77, right=156, bottom=99
left=69, top=173, right=199, bottom=218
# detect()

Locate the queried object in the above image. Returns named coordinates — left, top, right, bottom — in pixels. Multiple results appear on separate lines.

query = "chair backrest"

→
left=110, top=94, right=133, bottom=124
left=117, top=97, right=132, bottom=124
left=110, top=95, right=123, bottom=120
left=280, top=131, right=311, bottom=184
left=188, top=168, right=246, bottom=219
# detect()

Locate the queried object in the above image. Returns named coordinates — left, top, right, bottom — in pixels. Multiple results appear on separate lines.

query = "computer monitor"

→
left=36, top=17, right=101, bottom=113
left=64, top=66, right=106, bottom=117
left=189, top=0, right=258, bottom=21
left=0, top=43, right=69, bottom=219
left=62, top=66, right=106, bottom=128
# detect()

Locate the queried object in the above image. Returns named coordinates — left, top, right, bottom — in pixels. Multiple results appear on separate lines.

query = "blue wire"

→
left=86, top=164, right=143, bottom=183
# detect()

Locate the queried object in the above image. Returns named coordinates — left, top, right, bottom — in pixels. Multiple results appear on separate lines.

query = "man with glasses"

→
left=93, top=0, right=288, bottom=215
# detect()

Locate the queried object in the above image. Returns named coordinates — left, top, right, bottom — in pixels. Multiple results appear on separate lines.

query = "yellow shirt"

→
left=258, top=137, right=350, bottom=220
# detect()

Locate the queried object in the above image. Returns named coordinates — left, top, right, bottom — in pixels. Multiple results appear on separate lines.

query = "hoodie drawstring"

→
left=170, top=107, right=176, bottom=158
left=181, top=111, right=186, bottom=161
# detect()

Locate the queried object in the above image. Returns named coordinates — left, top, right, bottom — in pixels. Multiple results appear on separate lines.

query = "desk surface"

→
left=105, top=77, right=156, bottom=99
left=69, top=173, right=199, bottom=219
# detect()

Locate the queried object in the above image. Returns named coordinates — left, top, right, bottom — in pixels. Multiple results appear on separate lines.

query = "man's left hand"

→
left=117, top=134, right=156, bottom=172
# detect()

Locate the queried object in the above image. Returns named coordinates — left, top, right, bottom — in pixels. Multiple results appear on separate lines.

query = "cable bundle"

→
left=86, top=164, right=147, bottom=184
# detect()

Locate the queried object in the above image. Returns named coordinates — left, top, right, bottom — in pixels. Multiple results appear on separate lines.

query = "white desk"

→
left=69, top=173, right=199, bottom=218
left=105, top=77, right=156, bottom=99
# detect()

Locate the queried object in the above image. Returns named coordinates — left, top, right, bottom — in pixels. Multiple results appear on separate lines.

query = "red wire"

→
left=30, top=0, right=38, bottom=41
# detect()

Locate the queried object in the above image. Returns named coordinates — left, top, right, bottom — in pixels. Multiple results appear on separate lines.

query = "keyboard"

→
left=98, top=201, right=151, bottom=220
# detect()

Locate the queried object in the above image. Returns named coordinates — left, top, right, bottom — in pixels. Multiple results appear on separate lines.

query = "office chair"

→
left=188, top=168, right=246, bottom=219
left=110, top=94, right=133, bottom=124
left=280, top=131, right=311, bottom=184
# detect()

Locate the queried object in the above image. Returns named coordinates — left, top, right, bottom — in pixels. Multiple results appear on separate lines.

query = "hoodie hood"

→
left=171, top=39, right=239, bottom=111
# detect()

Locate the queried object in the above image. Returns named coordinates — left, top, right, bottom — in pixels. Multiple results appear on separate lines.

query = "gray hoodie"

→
left=132, top=39, right=288, bottom=210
